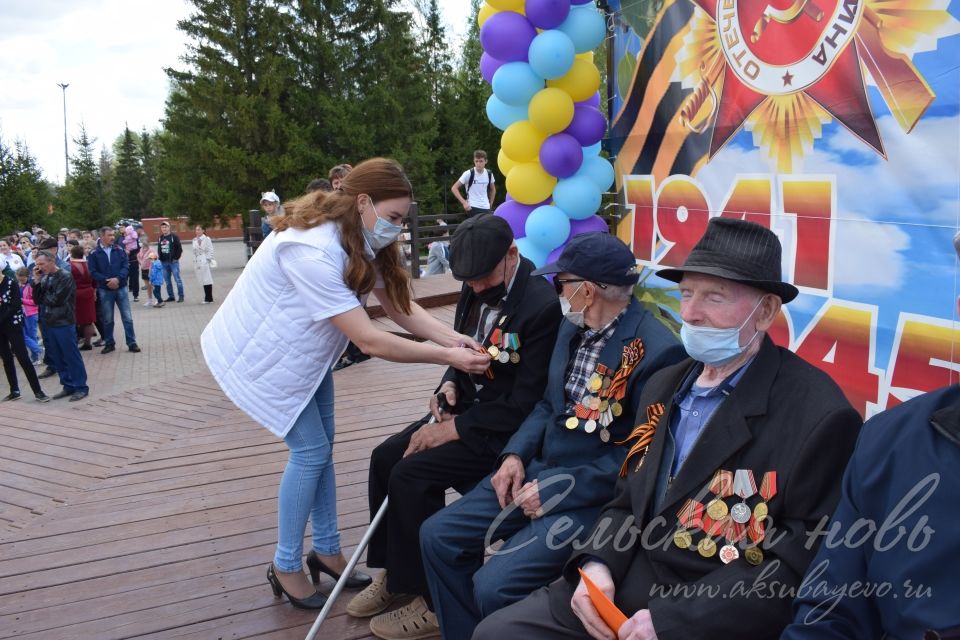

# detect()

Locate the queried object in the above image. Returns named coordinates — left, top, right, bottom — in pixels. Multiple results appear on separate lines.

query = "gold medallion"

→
left=565, top=417, right=579, bottom=430
left=509, top=352, right=520, bottom=364
left=487, top=345, right=500, bottom=359
left=673, top=529, right=692, bottom=549
left=697, top=537, right=717, bottom=558
left=589, top=397, right=601, bottom=411
left=611, top=402, right=623, bottom=417
left=753, top=502, right=768, bottom=521
left=744, top=546, right=764, bottom=566
left=599, top=399, right=609, bottom=412
left=589, top=375, right=602, bottom=392
left=706, top=498, right=729, bottom=520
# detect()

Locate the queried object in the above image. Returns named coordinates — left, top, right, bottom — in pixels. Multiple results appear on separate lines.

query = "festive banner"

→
left=607, top=0, right=960, bottom=416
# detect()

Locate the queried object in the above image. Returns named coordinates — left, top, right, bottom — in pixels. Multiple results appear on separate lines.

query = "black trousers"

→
left=366, top=415, right=497, bottom=598
left=203, top=284, right=213, bottom=302
left=0, top=322, right=42, bottom=395
left=127, top=252, right=139, bottom=297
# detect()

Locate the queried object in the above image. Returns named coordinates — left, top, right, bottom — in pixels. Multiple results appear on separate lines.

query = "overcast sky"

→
left=0, top=0, right=473, bottom=184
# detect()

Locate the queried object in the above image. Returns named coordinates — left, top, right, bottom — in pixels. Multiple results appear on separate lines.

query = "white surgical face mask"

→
left=559, top=283, right=586, bottom=328
left=680, top=296, right=765, bottom=366
left=361, top=200, right=403, bottom=251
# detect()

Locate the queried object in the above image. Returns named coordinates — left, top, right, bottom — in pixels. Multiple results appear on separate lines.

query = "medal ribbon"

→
left=701, top=514, right=727, bottom=537
left=709, top=470, right=733, bottom=498
left=733, top=470, right=757, bottom=500
left=723, top=519, right=746, bottom=543
left=617, top=402, right=664, bottom=477
left=676, top=499, right=704, bottom=530
left=759, top=471, right=777, bottom=501
left=606, top=339, right=645, bottom=400
left=747, top=515, right=765, bottom=544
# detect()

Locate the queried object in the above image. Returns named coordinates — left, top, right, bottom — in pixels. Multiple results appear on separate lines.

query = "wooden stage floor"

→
left=0, top=274, right=461, bottom=639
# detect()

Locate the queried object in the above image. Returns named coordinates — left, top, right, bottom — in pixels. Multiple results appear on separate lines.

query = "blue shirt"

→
left=668, top=356, right=755, bottom=475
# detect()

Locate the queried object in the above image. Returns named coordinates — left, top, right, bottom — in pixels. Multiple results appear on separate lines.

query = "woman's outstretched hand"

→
left=446, top=346, right=491, bottom=374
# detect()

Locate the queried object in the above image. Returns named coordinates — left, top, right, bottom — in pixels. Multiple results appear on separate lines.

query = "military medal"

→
left=673, top=529, right=692, bottom=549
left=731, top=469, right=758, bottom=524
left=487, top=345, right=500, bottom=359
left=509, top=352, right=520, bottom=364
left=610, top=402, right=622, bottom=417
left=706, top=470, right=733, bottom=520
left=497, top=350, right=510, bottom=363
left=754, top=471, right=777, bottom=521
left=599, top=428, right=610, bottom=443
left=719, top=544, right=739, bottom=564
left=697, top=537, right=717, bottom=558
left=744, top=546, right=764, bottom=565
left=584, top=419, right=597, bottom=434
left=565, top=417, right=579, bottom=429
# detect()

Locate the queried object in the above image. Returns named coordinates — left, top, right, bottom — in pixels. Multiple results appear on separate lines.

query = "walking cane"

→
left=305, top=395, right=450, bottom=639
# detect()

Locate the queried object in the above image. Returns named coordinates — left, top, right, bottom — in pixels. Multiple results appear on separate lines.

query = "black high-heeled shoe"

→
left=305, top=550, right=373, bottom=589
left=266, top=564, right=328, bottom=610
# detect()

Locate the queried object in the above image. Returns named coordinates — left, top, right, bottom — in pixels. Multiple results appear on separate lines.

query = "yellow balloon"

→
left=576, top=51, right=595, bottom=62
left=547, top=59, right=601, bottom=103
left=487, top=0, right=524, bottom=11
left=507, top=163, right=558, bottom=205
left=478, top=3, right=499, bottom=28
left=498, top=149, right=519, bottom=176
left=528, top=88, right=575, bottom=134
left=501, top=120, right=547, bottom=163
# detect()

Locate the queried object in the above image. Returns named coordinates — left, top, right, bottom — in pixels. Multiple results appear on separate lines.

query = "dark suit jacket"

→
left=554, top=336, right=863, bottom=640
left=439, top=256, right=562, bottom=457
left=500, top=299, right=686, bottom=512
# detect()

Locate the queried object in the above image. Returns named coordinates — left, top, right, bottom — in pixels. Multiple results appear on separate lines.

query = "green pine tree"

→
left=139, top=129, right=159, bottom=217
left=113, top=125, right=144, bottom=219
left=60, top=124, right=106, bottom=230
left=0, top=136, right=51, bottom=232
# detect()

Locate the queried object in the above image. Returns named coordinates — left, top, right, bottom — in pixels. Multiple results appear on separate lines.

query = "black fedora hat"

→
left=657, top=218, right=799, bottom=302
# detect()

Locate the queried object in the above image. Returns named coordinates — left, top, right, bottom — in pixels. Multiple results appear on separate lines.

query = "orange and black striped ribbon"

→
left=617, top=402, right=665, bottom=477
left=606, top=339, right=645, bottom=401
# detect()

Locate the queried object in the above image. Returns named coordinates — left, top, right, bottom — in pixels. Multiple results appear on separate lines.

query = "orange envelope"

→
left=578, top=568, right=628, bottom=633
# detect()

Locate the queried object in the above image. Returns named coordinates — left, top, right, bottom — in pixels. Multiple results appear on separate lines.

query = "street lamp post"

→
left=56, top=82, right=69, bottom=180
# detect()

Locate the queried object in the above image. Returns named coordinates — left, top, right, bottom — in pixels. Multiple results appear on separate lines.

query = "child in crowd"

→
left=138, top=234, right=154, bottom=306
left=15, top=267, right=42, bottom=365
left=149, top=254, right=165, bottom=308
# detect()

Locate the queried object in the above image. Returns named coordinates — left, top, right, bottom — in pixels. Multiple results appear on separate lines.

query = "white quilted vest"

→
left=201, top=223, right=354, bottom=437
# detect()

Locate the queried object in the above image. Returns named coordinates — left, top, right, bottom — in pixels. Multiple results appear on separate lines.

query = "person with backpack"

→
left=452, top=150, right=496, bottom=217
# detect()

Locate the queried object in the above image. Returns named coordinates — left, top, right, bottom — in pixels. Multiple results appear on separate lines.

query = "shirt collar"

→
left=674, top=353, right=757, bottom=404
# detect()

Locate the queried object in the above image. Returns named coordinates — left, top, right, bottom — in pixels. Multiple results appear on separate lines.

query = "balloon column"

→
left=481, top=0, right=615, bottom=267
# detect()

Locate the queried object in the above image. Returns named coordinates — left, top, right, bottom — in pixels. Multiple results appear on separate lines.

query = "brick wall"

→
left=141, top=215, right=244, bottom=240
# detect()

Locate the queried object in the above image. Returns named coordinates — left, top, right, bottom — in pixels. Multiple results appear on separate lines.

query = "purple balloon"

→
left=564, top=105, right=607, bottom=146
left=576, top=92, right=602, bottom=109
left=480, top=52, right=505, bottom=85
left=495, top=200, right=536, bottom=238
left=480, top=12, right=537, bottom=63
left=539, top=133, right=584, bottom=179
left=526, top=0, right=572, bottom=29
left=568, top=215, right=609, bottom=238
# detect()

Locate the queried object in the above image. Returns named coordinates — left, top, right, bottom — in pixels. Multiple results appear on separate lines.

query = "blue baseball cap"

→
left=532, top=232, right=639, bottom=286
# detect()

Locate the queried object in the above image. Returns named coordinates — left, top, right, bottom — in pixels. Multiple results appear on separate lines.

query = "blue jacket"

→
left=500, top=298, right=686, bottom=513
left=87, top=244, right=129, bottom=288
left=782, top=384, right=960, bottom=640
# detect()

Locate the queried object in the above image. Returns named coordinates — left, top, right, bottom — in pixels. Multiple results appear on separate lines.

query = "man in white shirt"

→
left=452, top=150, right=496, bottom=217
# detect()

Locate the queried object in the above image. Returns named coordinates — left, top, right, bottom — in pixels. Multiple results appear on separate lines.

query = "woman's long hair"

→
left=273, top=158, right=414, bottom=314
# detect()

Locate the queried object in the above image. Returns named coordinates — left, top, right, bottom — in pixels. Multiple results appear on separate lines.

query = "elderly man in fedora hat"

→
left=349, top=214, right=563, bottom=639
left=474, top=218, right=863, bottom=640
left=419, top=232, right=685, bottom=640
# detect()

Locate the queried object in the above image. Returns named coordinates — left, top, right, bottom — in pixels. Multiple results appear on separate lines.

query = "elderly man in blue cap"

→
left=418, top=232, right=686, bottom=640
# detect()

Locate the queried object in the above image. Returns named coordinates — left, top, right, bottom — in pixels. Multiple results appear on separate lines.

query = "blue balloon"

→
left=527, top=30, right=576, bottom=80
left=525, top=205, right=571, bottom=251
left=582, top=141, right=602, bottom=156
left=557, top=5, right=607, bottom=54
left=574, top=154, right=615, bottom=191
left=515, top=236, right=550, bottom=268
left=553, top=175, right=602, bottom=220
left=492, top=62, right=545, bottom=106
left=486, top=95, right=529, bottom=130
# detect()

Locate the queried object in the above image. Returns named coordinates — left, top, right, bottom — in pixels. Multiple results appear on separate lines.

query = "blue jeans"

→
left=22, top=315, right=41, bottom=360
left=97, top=287, right=137, bottom=347
left=162, top=261, right=184, bottom=300
left=45, top=324, right=88, bottom=394
left=274, top=373, right=339, bottom=571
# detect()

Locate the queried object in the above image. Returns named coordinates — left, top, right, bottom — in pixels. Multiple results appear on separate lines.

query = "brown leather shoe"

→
left=346, top=571, right=402, bottom=618
left=369, top=596, right=439, bottom=640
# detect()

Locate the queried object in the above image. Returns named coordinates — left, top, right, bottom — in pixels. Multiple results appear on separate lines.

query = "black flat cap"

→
left=38, top=237, right=58, bottom=250
left=656, top=218, right=799, bottom=302
left=449, top=214, right=514, bottom=281
left=532, top=232, right=639, bottom=286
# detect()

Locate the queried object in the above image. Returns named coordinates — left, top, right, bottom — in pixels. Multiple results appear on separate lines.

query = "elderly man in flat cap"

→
left=349, top=214, right=563, bottom=638
left=475, top=218, right=863, bottom=640
left=417, top=232, right=686, bottom=640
